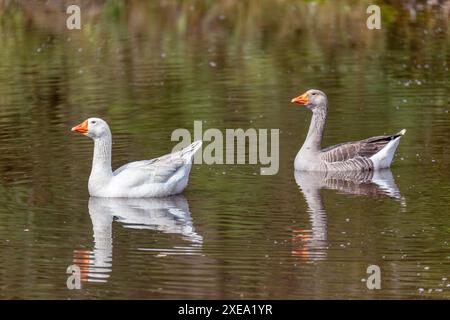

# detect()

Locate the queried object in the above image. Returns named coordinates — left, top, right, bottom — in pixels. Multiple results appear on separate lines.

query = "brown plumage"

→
left=291, top=89, right=406, bottom=172
left=320, top=132, right=405, bottom=163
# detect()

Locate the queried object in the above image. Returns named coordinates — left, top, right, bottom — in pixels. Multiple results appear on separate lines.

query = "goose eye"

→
left=91, top=121, right=96, bottom=124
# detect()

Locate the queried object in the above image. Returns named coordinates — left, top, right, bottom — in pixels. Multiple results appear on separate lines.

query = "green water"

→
left=0, top=0, right=449, bottom=299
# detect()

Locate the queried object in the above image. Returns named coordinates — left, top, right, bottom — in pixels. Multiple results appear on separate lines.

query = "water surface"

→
left=0, top=0, right=449, bottom=299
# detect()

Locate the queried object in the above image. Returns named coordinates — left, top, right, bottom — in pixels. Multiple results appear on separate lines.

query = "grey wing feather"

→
left=320, top=132, right=403, bottom=163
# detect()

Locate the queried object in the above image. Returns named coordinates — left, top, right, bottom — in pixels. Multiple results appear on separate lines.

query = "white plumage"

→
left=71, top=118, right=202, bottom=198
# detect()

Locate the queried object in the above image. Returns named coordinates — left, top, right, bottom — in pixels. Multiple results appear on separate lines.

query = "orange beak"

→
left=291, top=92, right=309, bottom=105
left=71, top=120, right=88, bottom=134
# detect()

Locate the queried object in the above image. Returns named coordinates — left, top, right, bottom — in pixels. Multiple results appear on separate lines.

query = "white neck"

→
left=301, top=106, right=327, bottom=153
left=90, top=133, right=113, bottom=183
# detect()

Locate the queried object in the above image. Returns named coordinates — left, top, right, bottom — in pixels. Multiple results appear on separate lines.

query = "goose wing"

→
left=113, top=154, right=186, bottom=183
left=113, top=141, right=202, bottom=184
left=320, top=131, right=405, bottom=163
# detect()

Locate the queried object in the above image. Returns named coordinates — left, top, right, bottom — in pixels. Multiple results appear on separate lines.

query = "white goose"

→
left=291, top=89, right=406, bottom=172
left=71, top=118, right=202, bottom=198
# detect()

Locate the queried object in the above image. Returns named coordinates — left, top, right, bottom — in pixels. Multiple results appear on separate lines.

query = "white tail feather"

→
left=370, top=129, right=406, bottom=169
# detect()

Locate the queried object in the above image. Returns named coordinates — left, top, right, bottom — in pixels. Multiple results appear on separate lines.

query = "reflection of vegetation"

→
left=0, top=0, right=448, bottom=167
left=0, top=0, right=449, bottom=298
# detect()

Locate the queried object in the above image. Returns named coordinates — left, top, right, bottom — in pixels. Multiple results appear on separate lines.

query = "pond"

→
left=0, top=0, right=449, bottom=299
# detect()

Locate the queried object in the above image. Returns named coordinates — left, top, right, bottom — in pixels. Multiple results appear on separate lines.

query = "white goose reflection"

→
left=74, top=196, right=202, bottom=283
left=293, top=169, right=405, bottom=261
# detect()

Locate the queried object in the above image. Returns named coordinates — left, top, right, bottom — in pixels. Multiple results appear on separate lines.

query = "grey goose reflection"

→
left=293, top=169, right=405, bottom=260
left=73, top=196, right=202, bottom=283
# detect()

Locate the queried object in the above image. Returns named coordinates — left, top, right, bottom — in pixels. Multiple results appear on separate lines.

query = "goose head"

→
left=291, top=89, right=328, bottom=111
left=71, top=118, right=111, bottom=140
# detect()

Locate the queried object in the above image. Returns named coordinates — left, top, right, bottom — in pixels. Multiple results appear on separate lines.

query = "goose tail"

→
left=180, top=140, right=202, bottom=161
left=370, top=129, right=406, bottom=169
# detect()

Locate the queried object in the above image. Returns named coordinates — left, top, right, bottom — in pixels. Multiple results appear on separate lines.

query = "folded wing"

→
left=320, top=131, right=405, bottom=163
left=113, top=141, right=202, bottom=184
